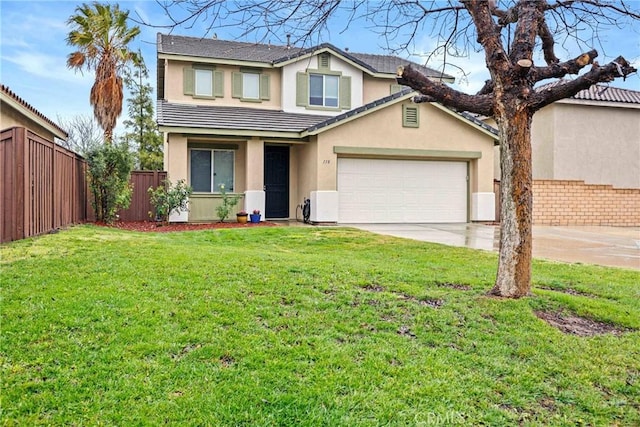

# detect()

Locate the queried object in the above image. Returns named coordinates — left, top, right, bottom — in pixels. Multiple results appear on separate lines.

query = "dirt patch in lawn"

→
left=538, top=286, right=597, bottom=298
left=535, top=310, right=629, bottom=336
left=436, top=282, right=472, bottom=291
left=95, top=220, right=279, bottom=233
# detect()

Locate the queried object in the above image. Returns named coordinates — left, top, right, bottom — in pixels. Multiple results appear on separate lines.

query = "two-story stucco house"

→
left=157, top=34, right=498, bottom=223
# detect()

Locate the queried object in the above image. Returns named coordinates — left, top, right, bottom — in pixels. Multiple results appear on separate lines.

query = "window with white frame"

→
left=232, top=70, right=270, bottom=101
left=195, top=69, right=213, bottom=97
left=242, top=73, right=260, bottom=99
left=183, top=65, right=223, bottom=99
left=190, top=149, right=235, bottom=192
left=309, top=74, right=339, bottom=107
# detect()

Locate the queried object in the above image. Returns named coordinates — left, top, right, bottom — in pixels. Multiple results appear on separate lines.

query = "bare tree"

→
left=151, top=0, right=638, bottom=298
left=56, top=114, right=103, bottom=157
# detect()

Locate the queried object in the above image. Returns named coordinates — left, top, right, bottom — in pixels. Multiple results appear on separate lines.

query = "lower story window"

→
left=190, top=149, right=235, bottom=192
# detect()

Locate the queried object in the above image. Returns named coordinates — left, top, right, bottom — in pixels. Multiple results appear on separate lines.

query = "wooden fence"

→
left=1, top=127, right=168, bottom=243
left=1, top=127, right=86, bottom=243
left=118, top=171, right=167, bottom=221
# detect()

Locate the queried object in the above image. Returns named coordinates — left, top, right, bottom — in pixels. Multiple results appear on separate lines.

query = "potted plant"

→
left=250, top=209, right=261, bottom=223
left=236, top=210, right=249, bottom=224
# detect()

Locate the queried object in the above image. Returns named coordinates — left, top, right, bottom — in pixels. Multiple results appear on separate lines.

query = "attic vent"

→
left=403, top=104, right=419, bottom=128
left=318, top=53, right=330, bottom=69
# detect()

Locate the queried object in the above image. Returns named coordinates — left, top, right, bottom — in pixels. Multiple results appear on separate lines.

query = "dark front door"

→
left=264, top=145, right=290, bottom=218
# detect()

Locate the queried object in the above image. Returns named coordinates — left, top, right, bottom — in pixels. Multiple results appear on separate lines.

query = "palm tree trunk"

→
left=104, top=128, right=113, bottom=144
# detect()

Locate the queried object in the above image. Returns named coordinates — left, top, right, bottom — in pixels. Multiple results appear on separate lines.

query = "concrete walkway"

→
left=344, top=223, right=640, bottom=270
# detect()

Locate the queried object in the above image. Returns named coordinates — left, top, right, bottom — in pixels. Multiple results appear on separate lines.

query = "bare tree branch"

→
left=530, top=48, right=598, bottom=82
left=537, top=12, right=560, bottom=64
left=397, top=64, right=494, bottom=116
left=509, top=1, right=542, bottom=65
left=530, top=55, right=637, bottom=111
left=464, top=0, right=510, bottom=75
left=547, top=0, right=640, bottom=20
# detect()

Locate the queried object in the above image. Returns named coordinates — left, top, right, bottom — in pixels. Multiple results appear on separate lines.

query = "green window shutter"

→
left=390, top=83, right=403, bottom=94
left=339, top=76, right=351, bottom=110
left=183, top=67, right=195, bottom=96
left=213, top=70, right=224, bottom=97
left=296, top=72, right=308, bottom=107
left=232, top=72, right=242, bottom=98
left=403, top=104, right=419, bottom=128
left=260, top=74, right=270, bottom=100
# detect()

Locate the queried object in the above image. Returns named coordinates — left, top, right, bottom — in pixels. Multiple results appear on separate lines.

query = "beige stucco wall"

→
left=537, top=102, right=640, bottom=189
left=315, top=101, right=496, bottom=193
left=495, top=102, right=640, bottom=189
left=245, top=139, right=264, bottom=191
left=0, top=100, right=62, bottom=142
left=362, top=75, right=396, bottom=103
left=163, top=60, right=282, bottom=109
left=165, top=134, right=188, bottom=183
left=292, top=138, right=319, bottom=206
left=530, top=107, right=555, bottom=180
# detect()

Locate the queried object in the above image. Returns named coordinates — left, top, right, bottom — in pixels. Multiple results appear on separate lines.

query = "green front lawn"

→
left=2, top=225, right=639, bottom=425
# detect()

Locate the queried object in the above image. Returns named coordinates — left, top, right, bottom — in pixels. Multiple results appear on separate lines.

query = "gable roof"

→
left=158, top=91, right=498, bottom=140
left=0, top=84, right=68, bottom=139
left=537, top=81, right=640, bottom=106
left=157, top=33, right=453, bottom=81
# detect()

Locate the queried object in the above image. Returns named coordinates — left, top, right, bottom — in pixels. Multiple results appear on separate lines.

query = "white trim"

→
left=159, top=53, right=273, bottom=68
left=555, top=98, right=640, bottom=109
left=159, top=126, right=304, bottom=139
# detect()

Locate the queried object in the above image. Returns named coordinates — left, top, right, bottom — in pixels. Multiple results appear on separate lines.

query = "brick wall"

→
left=533, top=180, right=640, bottom=226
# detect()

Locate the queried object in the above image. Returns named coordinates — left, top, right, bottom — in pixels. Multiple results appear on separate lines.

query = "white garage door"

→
left=337, top=158, right=468, bottom=223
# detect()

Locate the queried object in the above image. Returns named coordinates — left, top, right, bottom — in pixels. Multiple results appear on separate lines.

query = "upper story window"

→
left=232, top=69, right=270, bottom=102
left=195, top=69, right=213, bottom=96
left=243, top=73, right=260, bottom=99
left=184, top=65, right=224, bottom=99
left=295, top=52, right=351, bottom=111
left=309, top=74, right=339, bottom=107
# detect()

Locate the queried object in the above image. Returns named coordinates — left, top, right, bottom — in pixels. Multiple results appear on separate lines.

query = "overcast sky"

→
left=1, top=0, right=638, bottom=137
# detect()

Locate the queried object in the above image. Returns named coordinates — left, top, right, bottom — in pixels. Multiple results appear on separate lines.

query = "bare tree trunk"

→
left=491, top=103, right=533, bottom=297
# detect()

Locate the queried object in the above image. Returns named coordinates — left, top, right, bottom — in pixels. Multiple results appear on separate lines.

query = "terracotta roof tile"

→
left=537, top=80, right=640, bottom=105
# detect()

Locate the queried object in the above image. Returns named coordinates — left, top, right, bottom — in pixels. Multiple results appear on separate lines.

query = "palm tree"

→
left=66, top=2, right=141, bottom=143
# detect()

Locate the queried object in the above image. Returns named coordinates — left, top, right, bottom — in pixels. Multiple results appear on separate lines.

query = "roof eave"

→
left=555, top=98, right=640, bottom=109
left=158, top=52, right=275, bottom=68
left=158, top=125, right=304, bottom=139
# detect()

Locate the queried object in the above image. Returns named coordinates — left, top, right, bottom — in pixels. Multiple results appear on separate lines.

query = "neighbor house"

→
left=493, top=83, right=640, bottom=226
left=1, top=84, right=68, bottom=141
left=157, top=34, right=498, bottom=223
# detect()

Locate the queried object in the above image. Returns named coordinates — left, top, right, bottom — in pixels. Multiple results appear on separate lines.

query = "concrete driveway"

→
left=345, top=223, right=640, bottom=270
